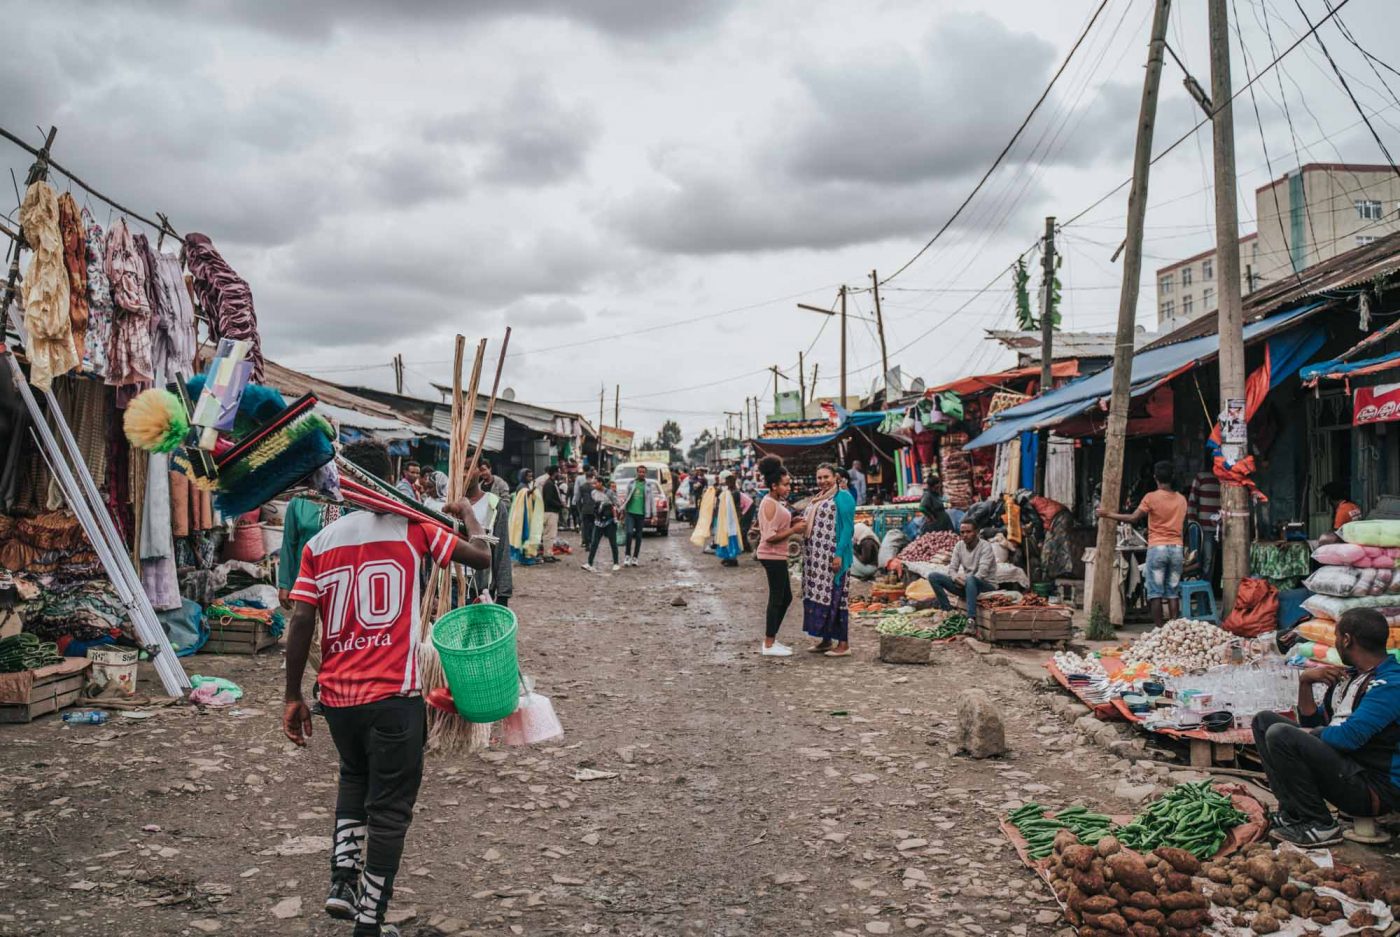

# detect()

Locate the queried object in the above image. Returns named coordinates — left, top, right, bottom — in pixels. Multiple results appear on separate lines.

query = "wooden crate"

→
left=202, top=617, right=278, bottom=655
left=0, top=659, right=91, bottom=723
left=975, top=605, right=1073, bottom=646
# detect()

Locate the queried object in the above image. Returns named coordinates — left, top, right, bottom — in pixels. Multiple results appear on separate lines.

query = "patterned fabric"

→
left=802, top=497, right=849, bottom=641
left=19, top=182, right=79, bottom=391
left=56, top=193, right=90, bottom=359
left=184, top=233, right=263, bottom=381
left=81, top=209, right=113, bottom=378
left=152, top=251, right=198, bottom=377
left=104, top=218, right=154, bottom=390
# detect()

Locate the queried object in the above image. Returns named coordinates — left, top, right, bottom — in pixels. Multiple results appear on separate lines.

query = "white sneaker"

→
left=761, top=642, right=793, bottom=657
left=612, top=563, right=621, bottom=572
left=580, top=563, right=593, bottom=572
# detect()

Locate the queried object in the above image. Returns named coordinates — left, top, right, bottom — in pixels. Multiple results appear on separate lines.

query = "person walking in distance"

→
left=465, top=465, right=512, bottom=607
left=573, top=467, right=597, bottom=556
left=394, top=460, right=422, bottom=499
left=616, top=465, right=656, bottom=567
left=281, top=441, right=491, bottom=937
left=848, top=460, right=868, bottom=506
left=538, top=464, right=564, bottom=563
left=582, top=474, right=621, bottom=572
left=755, top=455, right=806, bottom=656
left=1097, top=459, right=1187, bottom=628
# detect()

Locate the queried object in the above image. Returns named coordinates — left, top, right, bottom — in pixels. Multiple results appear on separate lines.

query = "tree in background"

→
left=687, top=429, right=714, bottom=466
left=658, top=420, right=682, bottom=451
left=1013, top=259, right=1034, bottom=330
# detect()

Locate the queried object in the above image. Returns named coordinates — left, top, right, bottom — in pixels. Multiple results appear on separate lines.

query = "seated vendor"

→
left=920, top=473, right=954, bottom=533
left=1253, top=608, right=1400, bottom=847
left=1323, top=480, right=1362, bottom=532
left=850, top=522, right=881, bottom=578
left=927, top=520, right=996, bottom=620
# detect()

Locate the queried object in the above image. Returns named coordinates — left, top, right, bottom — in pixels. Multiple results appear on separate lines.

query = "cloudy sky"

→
left=5, top=0, right=1400, bottom=443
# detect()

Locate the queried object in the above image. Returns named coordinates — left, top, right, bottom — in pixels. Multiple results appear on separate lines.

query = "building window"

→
left=1357, top=199, right=1383, bottom=221
left=1182, top=294, right=1195, bottom=317
left=1159, top=275, right=1173, bottom=295
left=1203, top=287, right=1215, bottom=309
left=1161, top=299, right=1175, bottom=318
left=1202, top=258, right=1214, bottom=281
left=1182, top=266, right=1193, bottom=287
left=1357, top=234, right=1378, bottom=246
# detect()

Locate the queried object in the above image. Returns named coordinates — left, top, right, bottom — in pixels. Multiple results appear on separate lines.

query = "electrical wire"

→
left=1060, top=0, right=1358, bottom=229
left=876, top=0, right=1113, bottom=286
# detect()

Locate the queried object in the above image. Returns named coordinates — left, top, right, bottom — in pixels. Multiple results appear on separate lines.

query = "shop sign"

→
left=600, top=425, right=634, bottom=450
left=1354, top=383, right=1400, bottom=425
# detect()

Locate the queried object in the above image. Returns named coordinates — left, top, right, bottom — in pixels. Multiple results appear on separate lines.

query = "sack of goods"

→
left=1302, top=565, right=1400, bottom=597
left=1311, top=542, right=1400, bottom=568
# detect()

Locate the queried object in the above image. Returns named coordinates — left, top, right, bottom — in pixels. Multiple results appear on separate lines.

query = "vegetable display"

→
left=1114, top=781, right=1248, bottom=860
left=1201, top=844, right=1400, bottom=933
left=1046, top=832, right=1212, bottom=936
left=1122, top=618, right=1231, bottom=673
left=1052, top=650, right=1106, bottom=677
left=897, top=530, right=959, bottom=563
left=875, top=612, right=967, bottom=640
left=1009, top=803, right=1116, bottom=859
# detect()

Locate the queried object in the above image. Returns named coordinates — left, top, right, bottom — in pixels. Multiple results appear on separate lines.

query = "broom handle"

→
left=465, top=327, right=512, bottom=485
left=456, top=339, right=487, bottom=493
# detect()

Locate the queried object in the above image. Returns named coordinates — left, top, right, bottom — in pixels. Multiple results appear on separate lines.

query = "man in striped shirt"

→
left=1187, top=465, right=1221, bottom=580
left=282, top=444, right=491, bottom=937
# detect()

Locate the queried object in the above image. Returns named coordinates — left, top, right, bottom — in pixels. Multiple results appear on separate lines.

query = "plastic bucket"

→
left=430, top=604, right=520, bottom=723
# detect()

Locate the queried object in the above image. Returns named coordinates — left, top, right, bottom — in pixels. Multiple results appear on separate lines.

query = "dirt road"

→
left=0, top=529, right=1278, bottom=936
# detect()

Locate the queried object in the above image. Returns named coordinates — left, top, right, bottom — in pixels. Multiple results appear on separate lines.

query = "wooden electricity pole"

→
left=839, top=284, right=848, bottom=406
left=393, top=353, right=404, bottom=394
left=599, top=386, right=605, bottom=431
left=798, top=351, right=807, bottom=413
left=1088, top=0, right=1172, bottom=633
left=614, top=385, right=620, bottom=428
left=1035, top=216, right=1056, bottom=495
left=809, top=363, right=819, bottom=405
left=869, top=271, right=889, bottom=395
left=1210, top=0, right=1248, bottom=611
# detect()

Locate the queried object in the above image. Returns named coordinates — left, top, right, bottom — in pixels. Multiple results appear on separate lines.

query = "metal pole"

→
left=1088, top=0, right=1172, bottom=634
left=1210, top=0, right=1248, bottom=612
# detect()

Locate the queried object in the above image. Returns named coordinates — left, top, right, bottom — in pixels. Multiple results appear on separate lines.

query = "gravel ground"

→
left=1, top=527, right=1396, bottom=937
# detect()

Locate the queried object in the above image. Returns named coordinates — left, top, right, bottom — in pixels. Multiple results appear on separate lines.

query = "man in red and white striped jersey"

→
left=282, top=445, right=490, bottom=937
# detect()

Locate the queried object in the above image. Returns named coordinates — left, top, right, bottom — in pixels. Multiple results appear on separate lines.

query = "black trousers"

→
left=588, top=523, right=619, bottom=565
left=579, top=511, right=594, bottom=554
left=624, top=513, right=645, bottom=558
left=1252, top=710, right=1396, bottom=825
left=323, top=696, right=427, bottom=878
left=760, top=558, right=793, bottom=639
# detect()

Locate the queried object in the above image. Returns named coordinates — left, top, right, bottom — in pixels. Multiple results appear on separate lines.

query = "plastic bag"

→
left=1302, top=565, right=1400, bottom=597
left=1222, top=577, right=1279, bottom=637
left=1340, top=518, right=1400, bottom=547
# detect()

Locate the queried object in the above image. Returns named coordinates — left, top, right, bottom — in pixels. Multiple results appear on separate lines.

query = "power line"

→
left=1061, top=0, right=1358, bottom=229
left=876, top=0, right=1113, bottom=286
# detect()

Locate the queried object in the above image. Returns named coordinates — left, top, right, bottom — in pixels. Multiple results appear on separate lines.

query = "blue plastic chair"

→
left=1178, top=579, right=1219, bottom=623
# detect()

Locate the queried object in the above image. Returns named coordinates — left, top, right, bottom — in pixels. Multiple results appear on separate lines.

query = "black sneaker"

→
left=1269, top=819, right=1342, bottom=847
left=1266, top=809, right=1301, bottom=828
left=351, top=926, right=399, bottom=937
left=325, top=878, right=357, bottom=920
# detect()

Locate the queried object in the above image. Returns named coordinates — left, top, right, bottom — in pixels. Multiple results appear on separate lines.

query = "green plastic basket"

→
left=431, top=604, right=520, bottom=723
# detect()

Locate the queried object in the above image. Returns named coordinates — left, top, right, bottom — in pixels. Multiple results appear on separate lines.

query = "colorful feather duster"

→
left=123, top=389, right=190, bottom=453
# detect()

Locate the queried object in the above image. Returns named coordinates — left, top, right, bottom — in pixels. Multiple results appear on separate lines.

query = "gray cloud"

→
left=424, top=82, right=599, bottom=186
left=129, top=0, right=737, bottom=40
left=504, top=299, right=589, bottom=327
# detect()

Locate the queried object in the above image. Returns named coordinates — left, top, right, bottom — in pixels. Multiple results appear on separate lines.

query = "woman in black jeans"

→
left=754, top=456, right=806, bottom=657
left=582, top=475, right=621, bottom=573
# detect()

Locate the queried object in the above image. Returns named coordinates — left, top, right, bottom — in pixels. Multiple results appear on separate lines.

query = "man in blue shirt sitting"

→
left=1253, top=608, right=1400, bottom=846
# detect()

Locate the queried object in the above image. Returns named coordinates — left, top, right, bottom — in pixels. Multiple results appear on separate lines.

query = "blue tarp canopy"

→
left=1299, top=348, right=1400, bottom=382
left=963, top=303, right=1325, bottom=450
left=754, top=409, right=888, bottom=447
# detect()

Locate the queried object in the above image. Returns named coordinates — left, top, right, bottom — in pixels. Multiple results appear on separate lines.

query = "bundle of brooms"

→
left=419, top=329, right=511, bottom=753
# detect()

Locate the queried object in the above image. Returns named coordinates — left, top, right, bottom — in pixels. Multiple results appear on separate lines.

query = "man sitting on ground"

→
left=927, top=520, right=996, bottom=619
left=1253, top=608, right=1400, bottom=847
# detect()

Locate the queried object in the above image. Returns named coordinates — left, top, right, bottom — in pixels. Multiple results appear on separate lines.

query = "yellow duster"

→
left=690, top=487, right=718, bottom=548
left=508, top=489, right=544, bottom=561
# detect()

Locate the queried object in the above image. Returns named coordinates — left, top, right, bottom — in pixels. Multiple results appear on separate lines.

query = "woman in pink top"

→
left=756, top=456, right=807, bottom=657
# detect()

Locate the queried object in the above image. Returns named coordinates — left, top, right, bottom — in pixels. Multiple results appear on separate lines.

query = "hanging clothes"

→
left=81, top=209, right=113, bottom=379
left=19, top=181, right=79, bottom=391
left=104, top=218, right=154, bottom=391
left=56, top=192, right=90, bottom=361
left=153, top=252, right=197, bottom=377
left=508, top=486, right=544, bottom=562
left=184, top=232, right=263, bottom=381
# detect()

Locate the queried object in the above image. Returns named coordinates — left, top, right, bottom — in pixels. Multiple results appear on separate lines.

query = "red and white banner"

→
left=1354, top=383, right=1400, bottom=425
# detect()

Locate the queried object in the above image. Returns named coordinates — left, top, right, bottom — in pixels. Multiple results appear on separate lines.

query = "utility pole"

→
left=1210, top=0, right=1248, bottom=612
left=798, top=351, right=807, bottom=414
left=869, top=271, right=889, bottom=395
left=1089, top=0, right=1172, bottom=635
left=599, top=386, right=605, bottom=431
left=614, top=384, right=620, bottom=428
left=393, top=353, right=404, bottom=395
left=809, top=363, right=819, bottom=405
left=1035, top=217, right=1057, bottom=495
left=839, top=284, right=848, bottom=406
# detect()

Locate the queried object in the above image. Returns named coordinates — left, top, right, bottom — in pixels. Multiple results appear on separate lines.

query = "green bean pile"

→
left=875, top=612, right=968, bottom=640
left=1115, top=780, right=1248, bottom=860
left=0, top=634, right=63, bottom=673
left=1008, top=803, right=1116, bottom=859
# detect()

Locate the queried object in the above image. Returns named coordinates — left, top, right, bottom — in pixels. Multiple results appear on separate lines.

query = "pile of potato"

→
left=1200, top=843, right=1400, bottom=934
left=1048, top=829, right=1211, bottom=936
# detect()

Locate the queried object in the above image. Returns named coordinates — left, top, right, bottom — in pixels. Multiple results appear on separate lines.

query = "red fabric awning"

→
left=925, top=359, right=1080, bottom=398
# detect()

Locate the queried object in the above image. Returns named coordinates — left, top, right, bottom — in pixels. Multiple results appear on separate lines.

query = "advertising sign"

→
left=1354, top=383, right=1400, bottom=425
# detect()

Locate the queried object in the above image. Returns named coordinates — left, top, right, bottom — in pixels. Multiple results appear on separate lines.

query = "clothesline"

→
left=0, top=125, right=180, bottom=241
